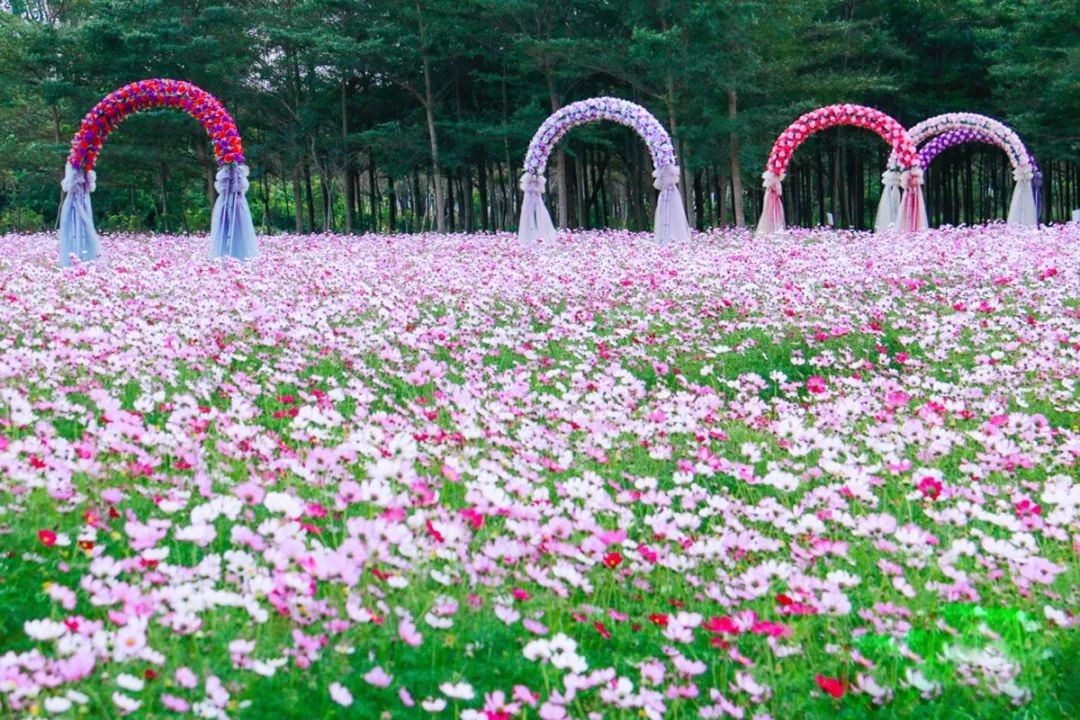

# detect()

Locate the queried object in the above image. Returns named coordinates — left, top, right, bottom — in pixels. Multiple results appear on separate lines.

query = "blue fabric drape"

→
left=58, top=165, right=100, bottom=267
left=209, top=164, right=259, bottom=260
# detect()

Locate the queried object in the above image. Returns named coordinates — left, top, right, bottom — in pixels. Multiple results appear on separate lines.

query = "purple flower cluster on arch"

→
left=523, top=97, right=678, bottom=177
left=919, top=129, right=1043, bottom=217
left=518, top=97, right=689, bottom=246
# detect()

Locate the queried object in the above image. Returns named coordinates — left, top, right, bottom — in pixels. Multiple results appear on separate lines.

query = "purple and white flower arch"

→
left=877, top=113, right=1038, bottom=228
left=918, top=128, right=1042, bottom=220
left=518, top=97, right=689, bottom=246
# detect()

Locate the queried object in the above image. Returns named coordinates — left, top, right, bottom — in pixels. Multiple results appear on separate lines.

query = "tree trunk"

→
left=303, top=163, right=316, bottom=232
left=415, top=0, right=446, bottom=233
left=388, top=174, right=397, bottom=232
left=292, top=166, right=304, bottom=233
left=343, top=79, right=355, bottom=234
left=726, top=89, right=745, bottom=226
left=368, top=156, right=378, bottom=233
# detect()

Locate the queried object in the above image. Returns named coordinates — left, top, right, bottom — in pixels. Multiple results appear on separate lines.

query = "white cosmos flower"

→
left=24, top=619, right=67, bottom=641
left=264, top=491, right=304, bottom=517
left=422, top=697, right=448, bottom=712
left=44, top=696, right=73, bottom=714
left=329, top=682, right=353, bottom=707
left=439, top=681, right=475, bottom=700
left=112, top=692, right=142, bottom=714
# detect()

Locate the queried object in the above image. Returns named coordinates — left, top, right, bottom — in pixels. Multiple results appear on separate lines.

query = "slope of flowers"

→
left=0, top=225, right=1078, bottom=719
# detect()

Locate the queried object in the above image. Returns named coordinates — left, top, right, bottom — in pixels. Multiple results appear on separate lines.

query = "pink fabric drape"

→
left=896, top=168, right=928, bottom=232
left=755, top=171, right=785, bottom=235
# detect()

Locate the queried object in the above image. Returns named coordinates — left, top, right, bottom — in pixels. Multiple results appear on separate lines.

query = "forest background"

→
left=0, top=0, right=1077, bottom=235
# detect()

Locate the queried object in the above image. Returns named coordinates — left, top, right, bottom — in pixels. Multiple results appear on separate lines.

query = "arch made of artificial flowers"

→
left=59, top=79, right=258, bottom=267
left=517, top=96, right=690, bottom=246
left=756, top=104, right=926, bottom=234
left=904, top=118, right=1040, bottom=226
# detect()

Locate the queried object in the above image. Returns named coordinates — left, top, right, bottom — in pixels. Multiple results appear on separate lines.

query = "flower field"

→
left=1, top=225, right=1079, bottom=719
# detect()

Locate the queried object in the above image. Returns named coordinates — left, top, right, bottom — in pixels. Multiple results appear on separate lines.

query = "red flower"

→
left=593, top=621, right=611, bottom=639
left=38, top=529, right=57, bottom=547
left=144, top=668, right=159, bottom=680
left=648, top=613, right=669, bottom=627
left=776, top=593, right=794, bottom=607
left=459, top=507, right=484, bottom=530
left=425, top=519, right=444, bottom=543
left=1015, top=499, right=1042, bottom=517
left=918, top=476, right=942, bottom=500
left=703, top=615, right=739, bottom=634
left=807, top=376, right=827, bottom=394
left=816, top=674, right=845, bottom=699
left=603, top=552, right=622, bottom=569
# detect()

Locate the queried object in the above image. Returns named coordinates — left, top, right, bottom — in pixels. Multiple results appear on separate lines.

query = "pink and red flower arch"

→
left=67, top=79, right=244, bottom=172
left=59, top=79, right=257, bottom=267
left=757, top=104, right=926, bottom=234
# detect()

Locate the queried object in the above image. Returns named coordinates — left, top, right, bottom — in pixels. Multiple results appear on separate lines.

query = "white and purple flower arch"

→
left=919, top=129, right=1042, bottom=217
left=518, top=97, right=689, bottom=246
left=881, top=113, right=1038, bottom=227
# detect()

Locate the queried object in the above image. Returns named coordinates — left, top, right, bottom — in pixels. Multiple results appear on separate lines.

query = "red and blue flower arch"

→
left=59, top=79, right=257, bottom=267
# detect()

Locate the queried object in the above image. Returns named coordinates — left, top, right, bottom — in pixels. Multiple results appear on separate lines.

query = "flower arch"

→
left=886, top=115, right=1039, bottom=227
left=518, top=97, right=690, bottom=245
left=919, top=128, right=1042, bottom=219
left=756, top=104, right=926, bottom=234
left=59, top=79, right=258, bottom=267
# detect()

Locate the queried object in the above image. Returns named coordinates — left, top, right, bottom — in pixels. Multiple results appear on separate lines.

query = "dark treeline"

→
left=0, top=0, right=1077, bottom=235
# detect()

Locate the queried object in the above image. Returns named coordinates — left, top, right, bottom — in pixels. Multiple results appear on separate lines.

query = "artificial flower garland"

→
left=518, top=97, right=689, bottom=245
left=757, top=104, right=925, bottom=234
left=879, top=113, right=1038, bottom=228
left=59, top=79, right=257, bottom=266
left=69, top=79, right=244, bottom=171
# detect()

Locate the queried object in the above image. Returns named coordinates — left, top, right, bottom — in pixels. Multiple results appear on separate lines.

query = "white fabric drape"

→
left=58, top=165, right=100, bottom=267
left=896, top=168, right=928, bottom=233
left=652, top=165, right=691, bottom=244
left=874, top=170, right=902, bottom=232
left=517, top=173, right=557, bottom=246
left=1007, top=165, right=1038, bottom=227
left=755, top=170, right=785, bottom=235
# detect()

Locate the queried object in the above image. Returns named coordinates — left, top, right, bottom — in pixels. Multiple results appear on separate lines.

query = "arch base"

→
left=59, top=167, right=100, bottom=267
left=210, top=165, right=259, bottom=260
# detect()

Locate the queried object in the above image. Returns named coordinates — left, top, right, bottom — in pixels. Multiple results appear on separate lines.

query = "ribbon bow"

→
left=762, top=170, right=784, bottom=194
left=520, top=173, right=546, bottom=194
left=652, top=164, right=681, bottom=191
left=61, top=164, right=96, bottom=194
left=881, top=170, right=902, bottom=188
left=1013, top=165, right=1035, bottom=183
left=215, top=164, right=250, bottom=195
left=901, top=167, right=924, bottom=190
